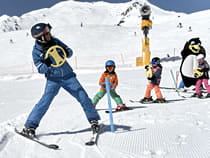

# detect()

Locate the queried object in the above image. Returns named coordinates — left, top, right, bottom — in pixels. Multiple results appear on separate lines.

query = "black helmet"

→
left=31, top=23, right=52, bottom=43
left=151, top=57, right=160, bottom=65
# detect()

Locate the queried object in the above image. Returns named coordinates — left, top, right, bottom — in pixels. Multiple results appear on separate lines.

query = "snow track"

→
left=1, top=69, right=210, bottom=157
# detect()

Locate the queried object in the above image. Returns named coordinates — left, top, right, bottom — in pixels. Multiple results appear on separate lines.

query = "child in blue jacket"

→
left=22, top=23, right=100, bottom=137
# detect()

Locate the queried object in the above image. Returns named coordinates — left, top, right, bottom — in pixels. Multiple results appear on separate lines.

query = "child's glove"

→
left=100, top=82, right=106, bottom=89
left=100, top=82, right=115, bottom=90
left=193, top=67, right=203, bottom=78
left=145, top=65, right=152, bottom=78
left=110, top=84, right=116, bottom=90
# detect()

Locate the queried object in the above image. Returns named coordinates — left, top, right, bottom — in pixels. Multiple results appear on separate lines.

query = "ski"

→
left=129, top=98, right=185, bottom=104
left=187, top=95, right=209, bottom=99
left=15, top=128, right=59, bottom=150
left=85, top=124, right=103, bottom=146
left=160, top=86, right=207, bottom=94
left=105, top=108, right=131, bottom=113
left=85, top=132, right=99, bottom=145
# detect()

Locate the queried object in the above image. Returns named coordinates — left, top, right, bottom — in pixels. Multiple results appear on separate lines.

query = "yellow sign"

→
left=45, top=45, right=67, bottom=67
left=136, top=57, right=143, bottom=66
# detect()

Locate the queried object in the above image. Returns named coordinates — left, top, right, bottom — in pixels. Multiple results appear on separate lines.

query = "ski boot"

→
left=140, top=97, right=153, bottom=103
left=90, top=120, right=100, bottom=134
left=178, top=88, right=187, bottom=92
left=153, top=98, right=167, bottom=103
left=197, top=94, right=204, bottom=99
left=205, top=93, right=210, bottom=98
left=191, top=93, right=203, bottom=98
left=21, top=127, right=36, bottom=138
left=191, top=93, right=198, bottom=97
left=116, top=104, right=129, bottom=111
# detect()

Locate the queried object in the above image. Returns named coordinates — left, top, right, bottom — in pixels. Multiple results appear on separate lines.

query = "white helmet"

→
left=197, top=54, right=204, bottom=60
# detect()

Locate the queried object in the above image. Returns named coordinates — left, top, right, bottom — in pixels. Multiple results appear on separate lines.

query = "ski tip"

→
left=48, top=144, right=60, bottom=150
left=85, top=141, right=95, bottom=146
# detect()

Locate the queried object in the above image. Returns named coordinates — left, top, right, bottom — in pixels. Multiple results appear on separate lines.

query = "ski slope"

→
left=0, top=0, right=210, bottom=157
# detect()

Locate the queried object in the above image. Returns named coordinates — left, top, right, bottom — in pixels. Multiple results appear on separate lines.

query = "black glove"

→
left=145, top=65, right=150, bottom=70
left=44, top=57, right=52, bottom=67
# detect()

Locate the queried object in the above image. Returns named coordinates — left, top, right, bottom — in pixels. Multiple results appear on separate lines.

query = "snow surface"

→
left=0, top=0, right=210, bottom=157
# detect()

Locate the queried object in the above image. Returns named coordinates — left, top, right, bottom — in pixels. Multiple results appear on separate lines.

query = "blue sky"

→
left=0, top=0, right=209, bottom=16
left=148, top=0, right=210, bottom=13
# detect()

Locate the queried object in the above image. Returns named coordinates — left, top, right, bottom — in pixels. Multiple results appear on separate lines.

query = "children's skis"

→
left=15, top=128, right=59, bottom=150
left=105, top=108, right=131, bottom=113
left=129, top=98, right=185, bottom=104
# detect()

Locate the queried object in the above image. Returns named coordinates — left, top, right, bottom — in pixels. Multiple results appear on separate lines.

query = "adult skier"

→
left=21, top=23, right=100, bottom=137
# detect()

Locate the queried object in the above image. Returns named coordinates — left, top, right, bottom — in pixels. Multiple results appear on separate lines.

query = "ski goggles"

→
left=37, top=32, right=51, bottom=43
left=151, top=61, right=160, bottom=65
left=106, top=66, right=115, bottom=71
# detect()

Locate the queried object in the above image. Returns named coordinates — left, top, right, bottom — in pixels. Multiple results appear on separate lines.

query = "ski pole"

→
left=105, top=77, right=115, bottom=133
left=170, top=69, right=181, bottom=97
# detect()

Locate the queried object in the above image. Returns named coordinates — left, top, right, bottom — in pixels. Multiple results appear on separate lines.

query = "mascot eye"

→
left=190, top=41, right=195, bottom=45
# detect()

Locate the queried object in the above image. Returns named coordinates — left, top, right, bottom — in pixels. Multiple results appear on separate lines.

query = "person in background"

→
left=178, top=80, right=187, bottom=92
left=21, top=23, right=100, bottom=138
left=92, top=60, right=128, bottom=111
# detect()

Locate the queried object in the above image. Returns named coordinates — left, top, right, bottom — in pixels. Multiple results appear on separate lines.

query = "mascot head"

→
left=188, top=38, right=201, bottom=53
left=180, top=38, right=206, bottom=87
left=182, top=38, right=205, bottom=59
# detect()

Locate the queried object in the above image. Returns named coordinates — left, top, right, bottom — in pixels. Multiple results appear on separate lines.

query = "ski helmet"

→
left=105, top=60, right=115, bottom=67
left=197, top=54, right=204, bottom=60
left=31, top=23, right=52, bottom=43
left=151, top=57, right=160, bottom=65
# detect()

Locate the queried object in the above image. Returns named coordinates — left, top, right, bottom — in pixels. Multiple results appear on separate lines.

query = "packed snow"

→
left=0, top=0, right=210, bottom=157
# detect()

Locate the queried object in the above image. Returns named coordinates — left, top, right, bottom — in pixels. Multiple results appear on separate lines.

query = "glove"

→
left=44, top=57, right=52, bottom=67
left=110, top=84, right=116, bottom=90
left=193, top=67, right=203, bottom=78
left=145, top=65, right=150, bottom=70
left=145, top=66, right=152, bottom=78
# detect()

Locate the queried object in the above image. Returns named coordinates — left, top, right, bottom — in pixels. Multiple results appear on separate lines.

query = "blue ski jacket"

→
left=32, top=37, right=76, bottom=81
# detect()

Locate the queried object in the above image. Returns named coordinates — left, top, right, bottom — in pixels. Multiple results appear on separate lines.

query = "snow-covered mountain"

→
left=0, top=0, right=180, bottom=32
left=1, top=0, right=209, bottom=76
left=0, top=0, right=210, bottom=157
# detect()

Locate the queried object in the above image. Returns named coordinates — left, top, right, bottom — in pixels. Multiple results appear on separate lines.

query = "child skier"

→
left=92, top=60, right=128, bottom=111
left=192, top=54, right=210, bottom=98
left=140, top=57, right=166, bottom=103
left=21, top=23, right=100, bottom=138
